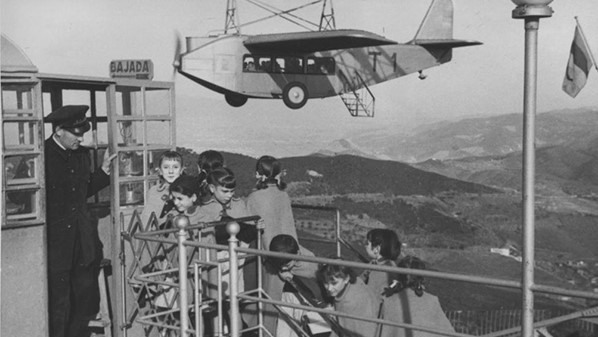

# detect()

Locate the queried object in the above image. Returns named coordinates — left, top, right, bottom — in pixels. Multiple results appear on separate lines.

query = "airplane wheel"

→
left=283, top=82, right=308, bottom=109
left=225, top=94, right=248, bottom=107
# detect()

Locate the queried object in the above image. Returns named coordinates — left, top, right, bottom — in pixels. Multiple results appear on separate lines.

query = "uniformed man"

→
left=44, top=105, right=116, bottom=337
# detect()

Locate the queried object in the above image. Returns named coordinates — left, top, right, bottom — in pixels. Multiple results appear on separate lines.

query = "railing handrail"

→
left=123, top=209, right=598, bottom=337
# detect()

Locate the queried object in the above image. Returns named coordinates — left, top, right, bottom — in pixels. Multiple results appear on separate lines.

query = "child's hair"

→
left=366, top=229, right=402, bottom=261
left=255, top=155, right=286, bottom=190
left=397, top=255, right=427, bottom=297
left=317, top=262, right=357, bottom=285
left=268, top=234, right=299, bottom=271
left=198, top=150, right=224, bottom=174
left=197, top=150, right=224, bottom=201
left=169, top=175, right=200, bottom=199
left=158, top=150, right=183, bottom=172
left=207, top=167, right=236, bottom=189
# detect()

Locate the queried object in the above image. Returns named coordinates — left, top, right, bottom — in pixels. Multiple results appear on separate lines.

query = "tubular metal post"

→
left=227, top=221, right=241, bottom=337
left=521, top=17, right=539, bottom=337
left=511, top=2, right=553, bottom=337
left=257, top=225, right=264, bottom=337
left=176, top=215, right=190, bottom=337
left=335, top=209, right=341, bottom=258
left=119, top=213, right=128, bottom=337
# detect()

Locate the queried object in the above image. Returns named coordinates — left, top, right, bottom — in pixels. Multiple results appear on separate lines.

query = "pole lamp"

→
left=510, top=1, right=553, bottom=337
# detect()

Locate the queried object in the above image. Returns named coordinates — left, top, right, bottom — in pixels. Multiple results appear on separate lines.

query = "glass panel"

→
left=120, top=181, right=144, bottom=206
left=274, top=57, right=303, bottom=74
left=95, top=122, right=109, bottom=146
left=115, top=88, right=143, bottom=116
left=61, top=89, right=91, bottom=106
left=257, top=57, right=271, bottom=72
left=243, top=55, right=257, bottom=72
left=5, top=154, right=38, bottom=183
left=145, top=88, right=171, bottom=116
left=5, top=189, right=38, bottom=220
left=2, top=84, right=35, bottom=112
left=273, top=57, right=285, bottom=73
left=146, top=121, right=171, bottom=146
left=3, top=121, right=37, bottom=148
left=307, top=57, right=334, bottom=74
left=286, top=56, right=303, bottom=74
left=94, top=91, right=108, bottom=117
left=118, top=150, right=144, bottom=177
left=117, top=121, right=144, bottom=146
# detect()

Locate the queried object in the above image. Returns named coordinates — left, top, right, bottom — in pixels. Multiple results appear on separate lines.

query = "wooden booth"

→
left=1, top=34, right=175, bottom=337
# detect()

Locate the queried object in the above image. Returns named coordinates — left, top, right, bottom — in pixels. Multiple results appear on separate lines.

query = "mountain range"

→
left=176, top=107, right=598, bottom=312
left=315, top=107, right=598, bottom=163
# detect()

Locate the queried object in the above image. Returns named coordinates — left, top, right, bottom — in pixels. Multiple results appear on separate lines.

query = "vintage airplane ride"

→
left=173, top=0, right=481, bottom=111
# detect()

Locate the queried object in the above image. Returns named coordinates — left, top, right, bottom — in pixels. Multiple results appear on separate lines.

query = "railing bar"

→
left=481, top=306, right=598, bottom=337
left=238, top=294, right=474, bottom=337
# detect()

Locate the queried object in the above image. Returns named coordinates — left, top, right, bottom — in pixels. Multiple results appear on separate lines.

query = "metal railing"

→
left=120, top=208, right=598, bottom=337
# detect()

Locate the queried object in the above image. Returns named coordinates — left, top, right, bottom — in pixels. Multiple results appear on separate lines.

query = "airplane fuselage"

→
left=179, top=34, right=450, bottom=100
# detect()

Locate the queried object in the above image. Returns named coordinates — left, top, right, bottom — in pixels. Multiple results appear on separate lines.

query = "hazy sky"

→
left=2, top=0, right=598, bottom=157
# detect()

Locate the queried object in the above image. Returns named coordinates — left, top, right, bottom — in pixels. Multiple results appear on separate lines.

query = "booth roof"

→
left=1, top=34, right=38, bottom=74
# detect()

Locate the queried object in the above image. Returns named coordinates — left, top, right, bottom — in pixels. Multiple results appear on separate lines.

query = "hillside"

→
left=413, top=134, right=598, bottom=198
left=179, top=149, right=497, bottom=197
left=177, top=148, right=598, bottom=313
left=317, top=107, right=598, bottom=163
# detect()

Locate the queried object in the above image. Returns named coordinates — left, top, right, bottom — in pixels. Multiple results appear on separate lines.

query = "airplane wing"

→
left=244, top=29, right=397, bottom=53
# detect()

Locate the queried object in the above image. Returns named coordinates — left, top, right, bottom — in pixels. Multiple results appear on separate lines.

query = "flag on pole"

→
left=562, top=21, right=596, bottom=98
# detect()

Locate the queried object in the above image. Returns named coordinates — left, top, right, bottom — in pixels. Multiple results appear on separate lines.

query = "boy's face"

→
left=159, top=159, right=183, bottom=183
left=210, top=184, right=235, bottom=205
left=171, top=191, right=196, bottom=213
left=324, top=275, right=350, bottom=298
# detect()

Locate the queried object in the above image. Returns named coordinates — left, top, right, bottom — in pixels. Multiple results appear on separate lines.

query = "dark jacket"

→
left=45, top=137, right=110, bottom=272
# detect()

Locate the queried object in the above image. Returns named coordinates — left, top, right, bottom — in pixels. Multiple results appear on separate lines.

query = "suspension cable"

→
left=239, top=0, right=323, bottom=31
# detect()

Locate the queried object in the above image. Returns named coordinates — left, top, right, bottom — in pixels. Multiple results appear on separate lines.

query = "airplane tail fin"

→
left=413, top=0, right=453, bottom=41
left=411, top=0, right=481, bottom=49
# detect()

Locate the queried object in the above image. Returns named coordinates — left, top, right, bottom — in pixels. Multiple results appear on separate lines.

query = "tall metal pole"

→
left=510, top=2, right=553, bottom=337
left=176, top=215, right=190, bottom=337
left=227, top=221, right=241, bottom=337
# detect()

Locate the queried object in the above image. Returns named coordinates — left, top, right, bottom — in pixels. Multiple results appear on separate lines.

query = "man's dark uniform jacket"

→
left=45, top=137, right=110, bottom=271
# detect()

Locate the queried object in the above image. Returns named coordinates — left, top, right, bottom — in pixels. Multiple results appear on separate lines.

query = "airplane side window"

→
left=257, top=57, right=271, bottom=72
left=307, top=58, right=317, bottom=74
left=320, top=57, right=334, bottom=75
left=274, top=58, right=285, bottom=73
left=285, top=57, right=303, bottom=74
left=243, top=56, right=257, bottom=72
left=306, top=57, right=333, bottom=75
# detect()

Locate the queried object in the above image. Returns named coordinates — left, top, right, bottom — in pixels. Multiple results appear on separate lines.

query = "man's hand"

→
left=256, top=219, right=265, bottom=230
left=101, top=151, right=118, bottom=175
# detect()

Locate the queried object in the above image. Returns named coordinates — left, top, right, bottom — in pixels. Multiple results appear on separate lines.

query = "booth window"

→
left=2, top=81, right=45, bottom=227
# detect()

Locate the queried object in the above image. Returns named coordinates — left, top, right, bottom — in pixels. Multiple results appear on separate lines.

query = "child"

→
left=151, top=175, right=200, bottom=311
left=140, top=150, right=184, bottom=228
left=378, top=256, right=455, bottom=337
left=362, top=229, right=402, bottom=298
left=267, top=234, right=321, bottom=337
left=195, top=167, right=258, bottom=332
left=196, top=150, right=224, bottom=204
left=317, top=263, right=379, bottom=337
left=195, top=167, right=254, bottom=295
left=246, top=155, right=298, bottom=250
left=246, top=156, right=300, bottom=333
